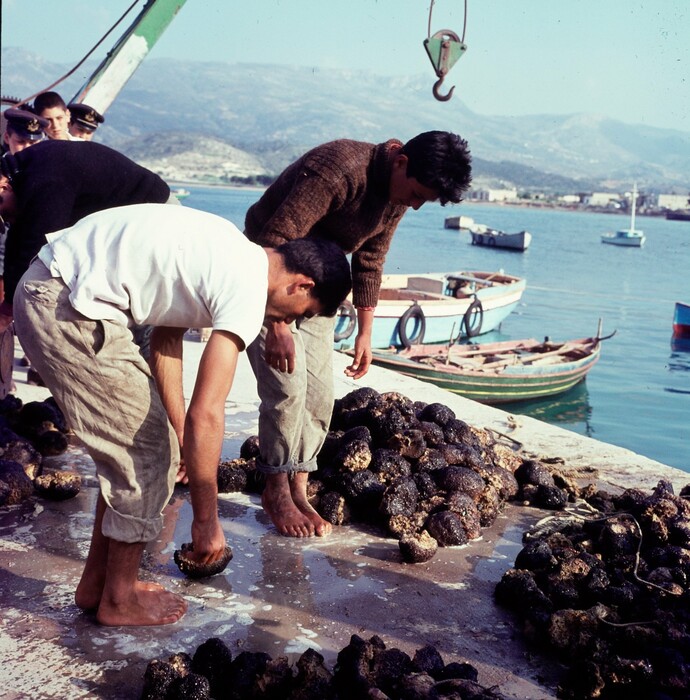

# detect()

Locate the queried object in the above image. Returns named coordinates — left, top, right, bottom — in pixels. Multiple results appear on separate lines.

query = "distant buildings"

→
left=583, top=192, right=621, bottom=208
left=467, top=187, right=518, bottom=202
left=465, top=186, right=690, bottom=214
left=658, top=193, right=690, bottom=211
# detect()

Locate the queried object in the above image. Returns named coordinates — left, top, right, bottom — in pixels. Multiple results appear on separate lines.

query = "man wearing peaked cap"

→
left=68, top=103, right=104, bottom=141
left=2, top=108, right=48, bottom=154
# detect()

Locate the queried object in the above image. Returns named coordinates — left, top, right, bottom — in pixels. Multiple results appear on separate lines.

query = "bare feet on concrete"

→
left=289, top=471, right=332, bottom=537
left=96, top=581, right=187, bottom=626
left=261, top=472, right=331, bottom=537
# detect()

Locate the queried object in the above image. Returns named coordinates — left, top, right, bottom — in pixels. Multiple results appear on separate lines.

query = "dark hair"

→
left=276, top=238, right=352, bottom=316
left=400, top=131, right=472, bottom=205
left=33, top=92, right=67, bottom=114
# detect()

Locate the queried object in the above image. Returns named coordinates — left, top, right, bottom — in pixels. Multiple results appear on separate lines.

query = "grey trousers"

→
left=13, top=259, right=178, bottom=543
left=247, top=314, right=335, bottom=475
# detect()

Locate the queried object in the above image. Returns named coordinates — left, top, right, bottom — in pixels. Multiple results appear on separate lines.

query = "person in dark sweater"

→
left=0, top=139, right=171, bottom=328
left=243, top=130, right=473, bottom=537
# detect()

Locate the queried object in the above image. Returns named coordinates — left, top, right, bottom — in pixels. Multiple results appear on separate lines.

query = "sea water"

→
left=183, top=187, right=690, bottom=473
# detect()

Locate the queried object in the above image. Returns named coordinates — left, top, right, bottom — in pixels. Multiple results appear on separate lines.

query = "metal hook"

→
left=432, top=76, right=455, bottom=102
left=424, top=29, right=466, bottom=103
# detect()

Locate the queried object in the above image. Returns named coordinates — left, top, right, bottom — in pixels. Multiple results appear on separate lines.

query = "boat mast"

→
left=630, top=182, right=638, bottom=231
left=69, top=0, right=187, bottom=114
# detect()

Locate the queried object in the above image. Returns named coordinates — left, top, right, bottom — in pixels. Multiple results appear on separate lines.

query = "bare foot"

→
left=75, top=570, right=106, bottom=611
left=261, top=473, right=315, bottom=537
left=96, top=581, right=187, bottom=626
left=76, top=575, right=165, bottom=611
left=289, top=472, right=332, bottom=537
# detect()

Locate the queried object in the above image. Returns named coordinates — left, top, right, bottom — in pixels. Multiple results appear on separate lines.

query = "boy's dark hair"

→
left=400, top=130, right=472, bottom=205
left=33, top=92, right=67, bottom=114
left=276, top=238, right=352, bottom=316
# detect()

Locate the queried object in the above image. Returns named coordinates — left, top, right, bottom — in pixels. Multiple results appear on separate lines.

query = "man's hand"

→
left=344, top=331, right=373, bottom=379
left=265, top=321, right=296, bottom=373
left=0, top=312, right=13, bottom=334
left=189, top=516, right=227, bottom=565
left=344, top=307, right=374, bottom=379
left=175, top=455, right=188, bottom=484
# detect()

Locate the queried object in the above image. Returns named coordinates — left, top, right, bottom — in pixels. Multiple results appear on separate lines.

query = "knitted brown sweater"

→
left=244, top=138, right=407, bottom=308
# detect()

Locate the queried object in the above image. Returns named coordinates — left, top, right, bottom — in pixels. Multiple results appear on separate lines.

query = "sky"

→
left=2, top=0, right=689, bottom=132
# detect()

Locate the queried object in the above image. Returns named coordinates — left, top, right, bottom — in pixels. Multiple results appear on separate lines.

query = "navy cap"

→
left=3, top=108, right=48, bottom=141
left=68, top=103, right=104, bottom=132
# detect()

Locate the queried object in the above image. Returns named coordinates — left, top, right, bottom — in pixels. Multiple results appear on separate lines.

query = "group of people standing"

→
left=3, top=91, right=104, bottom=154
left=0, top=90, right=473, bottom=627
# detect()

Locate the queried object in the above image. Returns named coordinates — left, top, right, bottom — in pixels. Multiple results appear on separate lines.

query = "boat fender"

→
left=461, top=298, right=484, bottom=338
left=398, top=303, right=426, bottom=348
left=333, top=299, right=357, bottom=343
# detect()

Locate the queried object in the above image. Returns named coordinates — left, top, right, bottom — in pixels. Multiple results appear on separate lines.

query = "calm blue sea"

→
left=183, top=187, right=690, bottom=473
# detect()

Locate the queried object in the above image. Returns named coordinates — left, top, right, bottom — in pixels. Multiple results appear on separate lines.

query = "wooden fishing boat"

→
left=334, top=270, right=526, bottom=348
left=673, top=301, right=690, bottom=339
left=361, top=332, right=611, bottom=404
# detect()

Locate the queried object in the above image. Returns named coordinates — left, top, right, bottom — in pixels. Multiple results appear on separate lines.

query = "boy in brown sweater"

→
left=244, top=131, right=472, bottom=537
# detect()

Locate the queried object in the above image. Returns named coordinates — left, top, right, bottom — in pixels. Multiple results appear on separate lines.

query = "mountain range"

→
left=3, top=47, right=690, bottom=193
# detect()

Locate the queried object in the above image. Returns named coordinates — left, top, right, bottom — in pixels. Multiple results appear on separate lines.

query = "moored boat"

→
left=673, top=302, right=690, bottom=339
left=361, top=332, right=610, bottom=404
left=172, top=187, right=191, bottom=200
left=470, top=228, right=531, bottom=251
left=444, top=214, right=477, bottom=230
left=334, top=270, right=526, bottom=349
left=601, top=183, right=645, bottom=247
left=600, top=229, right=645, bottom=247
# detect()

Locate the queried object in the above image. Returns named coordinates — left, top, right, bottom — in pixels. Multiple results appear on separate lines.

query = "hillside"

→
left=3, top=48, right=690, bottom=191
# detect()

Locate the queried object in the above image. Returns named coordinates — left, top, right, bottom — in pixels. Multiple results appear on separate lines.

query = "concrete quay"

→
left=1, top=342, right=686, bottom=699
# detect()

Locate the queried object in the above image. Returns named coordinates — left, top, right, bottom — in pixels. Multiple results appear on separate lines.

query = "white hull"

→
left=601, top=184, right=645, bottom=246
left=600, top=229, right=645, bottom=246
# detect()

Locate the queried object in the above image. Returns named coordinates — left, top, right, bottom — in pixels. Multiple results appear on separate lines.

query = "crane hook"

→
left=432, top=76, right=455, bottom=102
left=423, top=29, right=466, bottom=103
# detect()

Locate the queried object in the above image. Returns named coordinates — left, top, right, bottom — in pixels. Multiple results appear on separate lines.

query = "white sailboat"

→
left=601, top=183, right=646, bottom=247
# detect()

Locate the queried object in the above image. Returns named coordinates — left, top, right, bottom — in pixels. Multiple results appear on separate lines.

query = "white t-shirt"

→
left=38, top=203, right=268, bottom=348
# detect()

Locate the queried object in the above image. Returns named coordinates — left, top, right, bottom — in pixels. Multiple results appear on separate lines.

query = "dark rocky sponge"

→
left=174, top=543, right=233, bottom=579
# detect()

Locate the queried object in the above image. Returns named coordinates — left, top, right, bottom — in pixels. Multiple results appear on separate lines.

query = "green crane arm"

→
left=70, top=0, right=188, bottom=114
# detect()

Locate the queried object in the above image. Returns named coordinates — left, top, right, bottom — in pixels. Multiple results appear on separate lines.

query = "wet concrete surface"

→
left=2, top=340, right=688, bottom=699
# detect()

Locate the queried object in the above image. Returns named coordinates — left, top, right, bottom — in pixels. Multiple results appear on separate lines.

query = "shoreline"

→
left=168, top=181, right=679, bottom=218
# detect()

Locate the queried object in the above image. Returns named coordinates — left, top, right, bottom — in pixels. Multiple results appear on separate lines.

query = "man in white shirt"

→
left=13, top=203, right=351, bottom=628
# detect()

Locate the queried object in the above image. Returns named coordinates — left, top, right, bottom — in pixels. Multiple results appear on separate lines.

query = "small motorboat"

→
left=470, top=228, right=531, bottom=252
left=444, top=216, right=531, bottom=251
left=334, top=270, right=526, bottom=349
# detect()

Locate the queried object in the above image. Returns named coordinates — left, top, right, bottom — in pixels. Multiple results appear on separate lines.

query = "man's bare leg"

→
left=75, top=494, right=110, bottom=611
left=75, top=494, right=165, bottom=612
left=96, top=538, right=187, bottom=626
left=289, top=471, right=332, bottom=537
left=261, top=472, right=316, bottom=537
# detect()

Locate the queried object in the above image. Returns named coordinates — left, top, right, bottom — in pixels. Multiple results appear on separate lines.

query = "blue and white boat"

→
left=601, top=183, right=645, bottom=247
left=334, top=270, right=526, bottom=349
